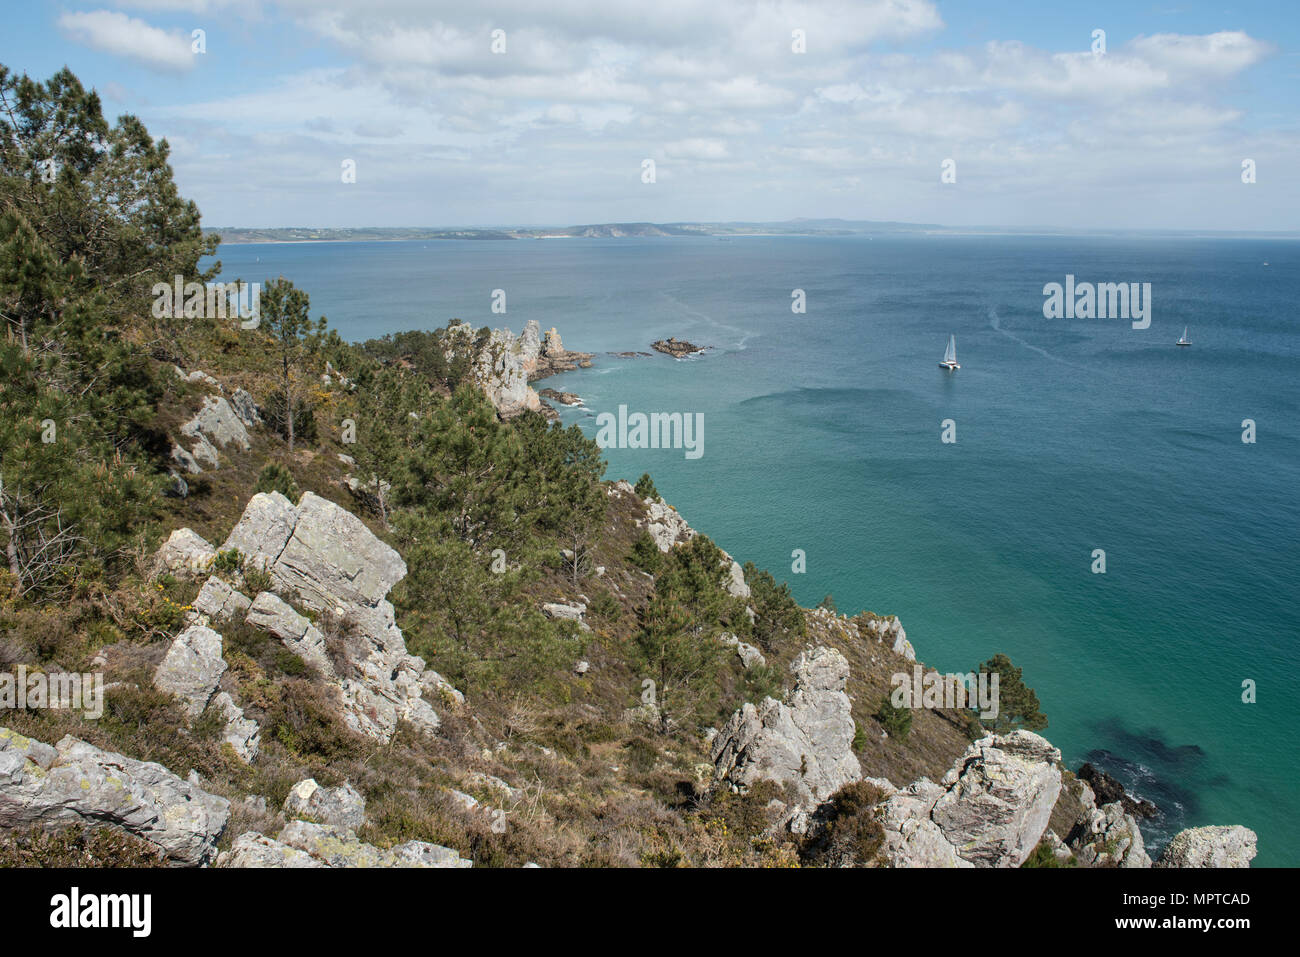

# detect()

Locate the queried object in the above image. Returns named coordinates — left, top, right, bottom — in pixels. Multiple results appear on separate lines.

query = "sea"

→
left=203, top=233, right=1300, bottom=865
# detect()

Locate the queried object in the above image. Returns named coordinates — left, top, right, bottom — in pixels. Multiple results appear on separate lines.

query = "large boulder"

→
left=928, top=731, right=1062, bottom=867
left=1155, top=825, right=1257, bottom=868
left=225, top=492, right=455, bottom=742
left=1071, top=800, right=1152, bottom=868
left=192, top=576, right=252, bottom=625
left=181, top=395, right=251, bottom=453
left=153, top=623, right=227, bottom=718
left=0, top=727, right=229, bottom=865
left=712, top=646, right=861, bottom=817
left=153, top=528, right=216, bottom=577
left=876, top=779, right=974, bottom=868
left=283, top=779, right=365, bottom=832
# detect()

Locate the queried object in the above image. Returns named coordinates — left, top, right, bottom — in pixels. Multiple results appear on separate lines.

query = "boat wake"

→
left=658, top=292, right=752, bottom=350
left=988, top=307, right=1088, bottom=371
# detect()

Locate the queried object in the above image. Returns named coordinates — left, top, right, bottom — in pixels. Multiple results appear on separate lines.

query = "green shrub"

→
left=634, top=473, right=659, bottom=500
left=874, top=695, right=913, bottom=740
left=253, top=463, right=299, bottom=500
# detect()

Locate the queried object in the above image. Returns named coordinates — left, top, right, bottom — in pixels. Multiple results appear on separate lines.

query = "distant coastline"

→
left=205, top=220, right=1300, bottom=245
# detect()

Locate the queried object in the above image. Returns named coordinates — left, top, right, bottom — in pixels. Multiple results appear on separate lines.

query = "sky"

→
left=4, top=0, right=1299, bottom=230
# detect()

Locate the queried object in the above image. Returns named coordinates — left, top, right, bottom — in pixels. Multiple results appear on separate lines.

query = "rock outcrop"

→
left=221, top=491, right=457, bottom=742
left=154, top=623, right=227, bottom=718
left=446, top=319, right=590, bottom=420
left=221, top=822, right=471, bottom=868
left=284, top=779, right=365, bottom=831
left=719, top=633, right=766, bottom=669
left=1155, top=825, right=1257, bottom=868
left=0, top=727, right=229, bottom=865
left=876, top=731, right=1062, bottom=868
left=176, top=395, right=251, bottom=472
left=153, top=528, right=216, bottom=576
left=651, top=337, right=706, bottom=358
left=1070, top=797, right=1152, bottom=868
left=861, top=614, right=915, bottom=661
left=711, top=646, right=861, bottom=823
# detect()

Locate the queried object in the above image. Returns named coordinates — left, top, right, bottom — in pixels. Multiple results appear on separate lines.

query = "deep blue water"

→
left=205, top=234, right=1300, bottom=865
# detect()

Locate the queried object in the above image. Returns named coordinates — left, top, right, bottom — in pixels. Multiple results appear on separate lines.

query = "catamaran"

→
left=1176, top=327, right=1191, bottom=347
left=939, top=334, right=960, bottom=370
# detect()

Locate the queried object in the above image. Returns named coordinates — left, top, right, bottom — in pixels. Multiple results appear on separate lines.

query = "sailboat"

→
left=1176, top=326, right=1191, bottom=347
left=939, top=334, right=960, bottom=370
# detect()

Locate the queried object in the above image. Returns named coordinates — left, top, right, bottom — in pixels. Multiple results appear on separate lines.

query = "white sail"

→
left=944, top=335, right=957, bottom=364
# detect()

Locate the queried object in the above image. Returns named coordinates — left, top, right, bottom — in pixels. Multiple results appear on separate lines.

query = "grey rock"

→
left=192, top=576, right=252, bottom=624
left=878, top=779, right=975, bottom=868
left=1155, top=825, right=1257, bottom=868
left=719, top=633, right=766, bottom=669
left=181, top=395, right=251, bottom=453
left=154, top=623, right=227, bottom=717
left=283, top=778, right=365, bottom=831
left=0, top=727, right=229, bottom=865
left=272, top=820, right=473, bottom=868
left=221, top=831, right=323, bottom=868
left=1071, top=801, right=1151, bottom=868
left=711, top=646, right=861, bottom=814
left=929, top=731, right=1062, bottom=867
left=211, top=692, right=260, bottom=764
left=542, top=601, right=586, bottom=622
left=154, top=528, right=216, bottom=576
left=245, top=591, right=334, bottom=677
left=227, top=492, right=454, bottom=742
left=644, top=500, right=695, bottom=552
left=170, top=443, right=203, bottom=475
left=230, top=388, right=262, bottom=428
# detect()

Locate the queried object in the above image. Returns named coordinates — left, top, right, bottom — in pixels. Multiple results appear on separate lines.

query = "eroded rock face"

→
left=225, top=491, right=457, bottom=742
left=712, top=646, right=862, bottom=815
left=645, top=500, right=695, bottom=552
left=212, top=692, right=260, bottom=764
left=284, top=779, right=365, bottom=832
left=0, top=727, right=229, bottom=865
left=1155, top=825, right=1257, bottom=868
left=862, top=614, right=915, bottom=661
left=192, top=576, right=252, bottom=624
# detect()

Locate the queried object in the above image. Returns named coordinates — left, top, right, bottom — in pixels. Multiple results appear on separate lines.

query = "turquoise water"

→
left=206, top=235, right=1300, bottom=865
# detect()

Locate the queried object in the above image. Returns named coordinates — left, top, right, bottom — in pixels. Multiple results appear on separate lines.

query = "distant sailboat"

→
left=939, top=334, right=960, bottom=370
left=1176, top=326, right=1191, bottom=347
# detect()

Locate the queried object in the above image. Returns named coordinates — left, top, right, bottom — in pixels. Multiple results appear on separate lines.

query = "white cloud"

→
left=59, top=10, right=195, bottom=72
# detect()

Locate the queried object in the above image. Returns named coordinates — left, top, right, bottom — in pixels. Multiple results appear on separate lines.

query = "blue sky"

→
left=4, top=1, right=1298, bottom=230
